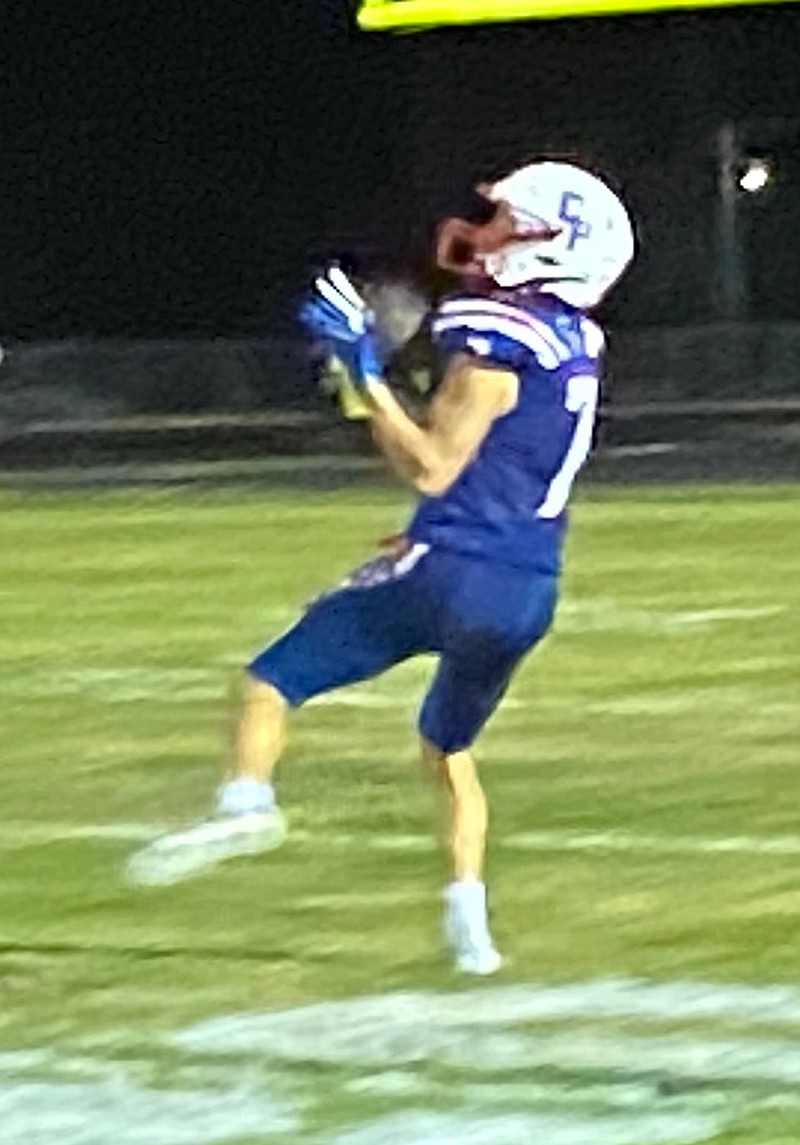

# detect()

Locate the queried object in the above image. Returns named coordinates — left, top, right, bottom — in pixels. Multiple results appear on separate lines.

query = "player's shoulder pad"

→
left=432, top=296, right=572, bottom=372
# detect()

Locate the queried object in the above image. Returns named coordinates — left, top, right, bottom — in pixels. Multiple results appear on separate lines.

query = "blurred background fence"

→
left=1, top=7, right=798, bottom=490
left=1, top=323, right=797, bottom=486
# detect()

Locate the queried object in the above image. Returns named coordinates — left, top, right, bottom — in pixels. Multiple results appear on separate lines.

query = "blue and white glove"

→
left=299, top=266, right=385, bottom=390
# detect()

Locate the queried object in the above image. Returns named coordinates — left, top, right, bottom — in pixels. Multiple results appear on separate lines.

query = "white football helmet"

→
left=479, top=161, right=636, bottom=309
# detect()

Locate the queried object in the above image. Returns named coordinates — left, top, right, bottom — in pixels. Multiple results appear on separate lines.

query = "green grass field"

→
left=1, top=481, right=799, bottom=1145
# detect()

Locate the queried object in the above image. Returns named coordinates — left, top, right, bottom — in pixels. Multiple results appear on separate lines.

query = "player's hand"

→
left=318, top=354, right=373, bottom=421
left=299, top=266, right=385, bottom=390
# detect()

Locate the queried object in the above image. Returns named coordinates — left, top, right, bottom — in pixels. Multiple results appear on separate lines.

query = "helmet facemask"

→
left=435, top=190, right=561, bottom=286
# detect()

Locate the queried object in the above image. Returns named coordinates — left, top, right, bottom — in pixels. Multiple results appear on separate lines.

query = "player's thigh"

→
left=418, top=639, right=523, bottom=754
left=248, top=563, right=437, bottom=706
left=419, top=567, right=558, bottom=752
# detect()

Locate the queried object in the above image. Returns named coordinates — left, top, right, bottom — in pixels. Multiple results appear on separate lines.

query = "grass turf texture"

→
left=0, top=481, right=799, bottom=1144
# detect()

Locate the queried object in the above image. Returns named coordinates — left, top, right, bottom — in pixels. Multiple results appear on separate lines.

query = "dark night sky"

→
left=1, top=1, right=799, bottom=338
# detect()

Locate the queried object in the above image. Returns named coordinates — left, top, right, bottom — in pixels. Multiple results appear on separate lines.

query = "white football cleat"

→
left=452, top=938, right=503, bottom=977
left=125, top=809, right=287, bottom=887
left=443, top=889, right=503, bottom=976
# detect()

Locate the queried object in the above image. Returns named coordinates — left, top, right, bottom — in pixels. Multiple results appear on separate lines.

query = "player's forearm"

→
left=366, top=381, right=442, bottom=492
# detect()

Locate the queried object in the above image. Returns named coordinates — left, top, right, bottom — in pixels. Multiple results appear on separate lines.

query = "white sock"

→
left=445, top=877, right=491, bottom=936
left=216, top=778, right=275, bottom=817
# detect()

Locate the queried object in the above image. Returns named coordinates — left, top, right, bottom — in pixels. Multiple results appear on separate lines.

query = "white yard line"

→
left=325, top=1110, right=719, bottom=1145
left=295, top=889, right=424, bottom=910
left=176, top=979, right=800, bottom=1058
left=5, top=821, right=800, bottom=864
left=0, top=821, right=161, bottom=848
left=7, top=974, right=800, bottom=1143
left=502, top=829, right=800, bottom=858
left=0, top=1076, right=297, bottom=1145
left=339, top=828, right=800, bottom=859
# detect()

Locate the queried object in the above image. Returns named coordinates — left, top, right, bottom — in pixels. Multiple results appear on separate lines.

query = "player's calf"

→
left=422, top=738, right=502, bottom=975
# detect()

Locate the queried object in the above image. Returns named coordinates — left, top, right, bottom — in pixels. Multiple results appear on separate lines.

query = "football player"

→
left=127, top=160, right=636, bottom=976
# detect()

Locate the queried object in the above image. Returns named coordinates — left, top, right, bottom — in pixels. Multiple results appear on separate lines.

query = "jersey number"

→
left=537, top=375, right=598, bottom=520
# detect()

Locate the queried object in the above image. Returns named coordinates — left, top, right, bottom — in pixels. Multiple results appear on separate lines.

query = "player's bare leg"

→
left=425, top=741, right=487, bottom=881
left=125, top=676, right=289, bottom=886
left=422, top=738, right=502, bottom=975
left=226, top=675, right=287, bottom=782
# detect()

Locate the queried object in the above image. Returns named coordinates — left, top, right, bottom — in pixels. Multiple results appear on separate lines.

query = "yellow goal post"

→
left=357, top=0, right=795, bottom=32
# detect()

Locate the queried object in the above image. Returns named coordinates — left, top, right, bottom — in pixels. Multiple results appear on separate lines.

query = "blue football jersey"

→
left=407, top=293, right=605, bottom=573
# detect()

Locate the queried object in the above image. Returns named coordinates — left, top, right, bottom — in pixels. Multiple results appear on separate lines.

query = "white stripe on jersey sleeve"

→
left=580, top=316, right=605, bottom=359
left=437, top=297, right=570, bottom=362
left=432, top=313, right=562, bottom=371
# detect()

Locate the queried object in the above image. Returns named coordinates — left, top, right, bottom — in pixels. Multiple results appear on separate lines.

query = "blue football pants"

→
left=248, top=545, right=558, bottom=752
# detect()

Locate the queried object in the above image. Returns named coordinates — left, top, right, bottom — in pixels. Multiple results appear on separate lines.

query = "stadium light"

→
left=715, top=127, right=779, bottom=320
left=738, top=157, right=773, bottom=194
left=357, top=0, right=795, bottom=32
